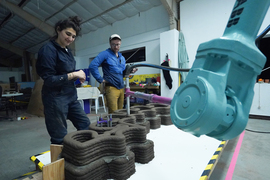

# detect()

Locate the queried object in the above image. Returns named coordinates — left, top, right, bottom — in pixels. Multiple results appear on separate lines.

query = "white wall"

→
left=75, top=5, right=170, bottom=87
left=180, top=0, right=270, bottom=66
left=250, top=83, right=270, bottom=116
left=0, top=68, right=24, bottom=83
left=160, top=29, right=179, bottom=99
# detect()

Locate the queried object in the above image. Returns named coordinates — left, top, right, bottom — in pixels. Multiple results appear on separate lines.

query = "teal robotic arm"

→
left=171, top=0, right=270, bottom=140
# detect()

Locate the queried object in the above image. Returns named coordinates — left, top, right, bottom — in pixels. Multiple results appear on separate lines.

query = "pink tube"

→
left=125, top=88, right=172, bottom=105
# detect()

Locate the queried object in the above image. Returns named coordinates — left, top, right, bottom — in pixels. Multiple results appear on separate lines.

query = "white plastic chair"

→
left=91, top=94, right=106, bottom=114
left=77, top=87, right=106, bottom=114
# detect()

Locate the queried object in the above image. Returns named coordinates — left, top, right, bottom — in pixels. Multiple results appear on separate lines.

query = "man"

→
left=89, top=34, right=137, bottom=113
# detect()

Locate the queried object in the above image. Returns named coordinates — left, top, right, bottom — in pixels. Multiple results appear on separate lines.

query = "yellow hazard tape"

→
left=13, top=170, right=39, bottom=180
left=14, top=150, right=50, bottom=179
left=199, top=140, right=227, bottom=180
left=30, top=150, right=50, bottom=170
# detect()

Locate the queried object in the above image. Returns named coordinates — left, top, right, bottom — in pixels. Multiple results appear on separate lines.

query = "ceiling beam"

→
left=45, top=0, right=78, bottom=22
left=0, top=40, right=24, bottom=56
left=160, top=0, right=179, bottom=30
left=0, top=0, right=54, bottom=36
left=82, top=0, right=133, bottom=24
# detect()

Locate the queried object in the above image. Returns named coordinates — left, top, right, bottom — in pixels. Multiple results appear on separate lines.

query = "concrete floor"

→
left=0, top=107, right=101, bottom=180
left=0, top=107, right=270, bottom=180
left=210, top=118, right=270, bottom=180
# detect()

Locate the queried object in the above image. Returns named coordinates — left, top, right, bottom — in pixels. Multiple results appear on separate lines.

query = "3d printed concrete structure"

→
left=61, top=104, right=172, bottom=180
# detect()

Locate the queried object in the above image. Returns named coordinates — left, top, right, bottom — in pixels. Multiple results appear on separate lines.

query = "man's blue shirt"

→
left=89, top=48, right=126, bottom=89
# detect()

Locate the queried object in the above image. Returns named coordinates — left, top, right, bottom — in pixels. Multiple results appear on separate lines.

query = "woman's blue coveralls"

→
left=36, top=40, right=90, bottom=144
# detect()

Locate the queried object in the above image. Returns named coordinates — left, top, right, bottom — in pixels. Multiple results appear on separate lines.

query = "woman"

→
left=36, top=16, right=90, bottom=144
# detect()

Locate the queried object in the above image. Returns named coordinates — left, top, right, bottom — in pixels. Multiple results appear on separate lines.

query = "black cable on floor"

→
left=245, top=128, right=270, bottom=134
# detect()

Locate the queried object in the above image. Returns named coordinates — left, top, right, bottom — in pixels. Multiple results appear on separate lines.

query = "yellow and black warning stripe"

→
left=200, top=140, right=227, bottom=180
left=13, top=170, right=39, bottom=180
left=30, top=150, right=50, bottom=171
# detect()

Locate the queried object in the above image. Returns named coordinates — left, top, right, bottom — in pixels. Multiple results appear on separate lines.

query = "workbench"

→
left=128, top=86, right=160, bottom=104
left=129, top=85, right=160, bottom=93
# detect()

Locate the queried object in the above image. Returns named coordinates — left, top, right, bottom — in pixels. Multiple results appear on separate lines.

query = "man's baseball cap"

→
left=109, top=34, right=121, bottom=41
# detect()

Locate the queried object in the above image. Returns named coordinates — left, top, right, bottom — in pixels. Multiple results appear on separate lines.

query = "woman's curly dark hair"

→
left=52, top=16, right=82, bottom=39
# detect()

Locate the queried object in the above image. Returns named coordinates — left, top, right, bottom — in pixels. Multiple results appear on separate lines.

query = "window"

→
left=121, top=47, right=146, bottom=64
left=257, top=36, right=270, bottom=81
left=89, top=46, right=146, bottom=65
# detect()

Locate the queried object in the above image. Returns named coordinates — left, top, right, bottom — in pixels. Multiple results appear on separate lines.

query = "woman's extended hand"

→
left=74, top=70, right=86, bottom=83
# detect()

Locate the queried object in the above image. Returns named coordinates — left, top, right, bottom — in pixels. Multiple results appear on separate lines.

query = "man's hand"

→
left=131, top=68, right=138, bottom=74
